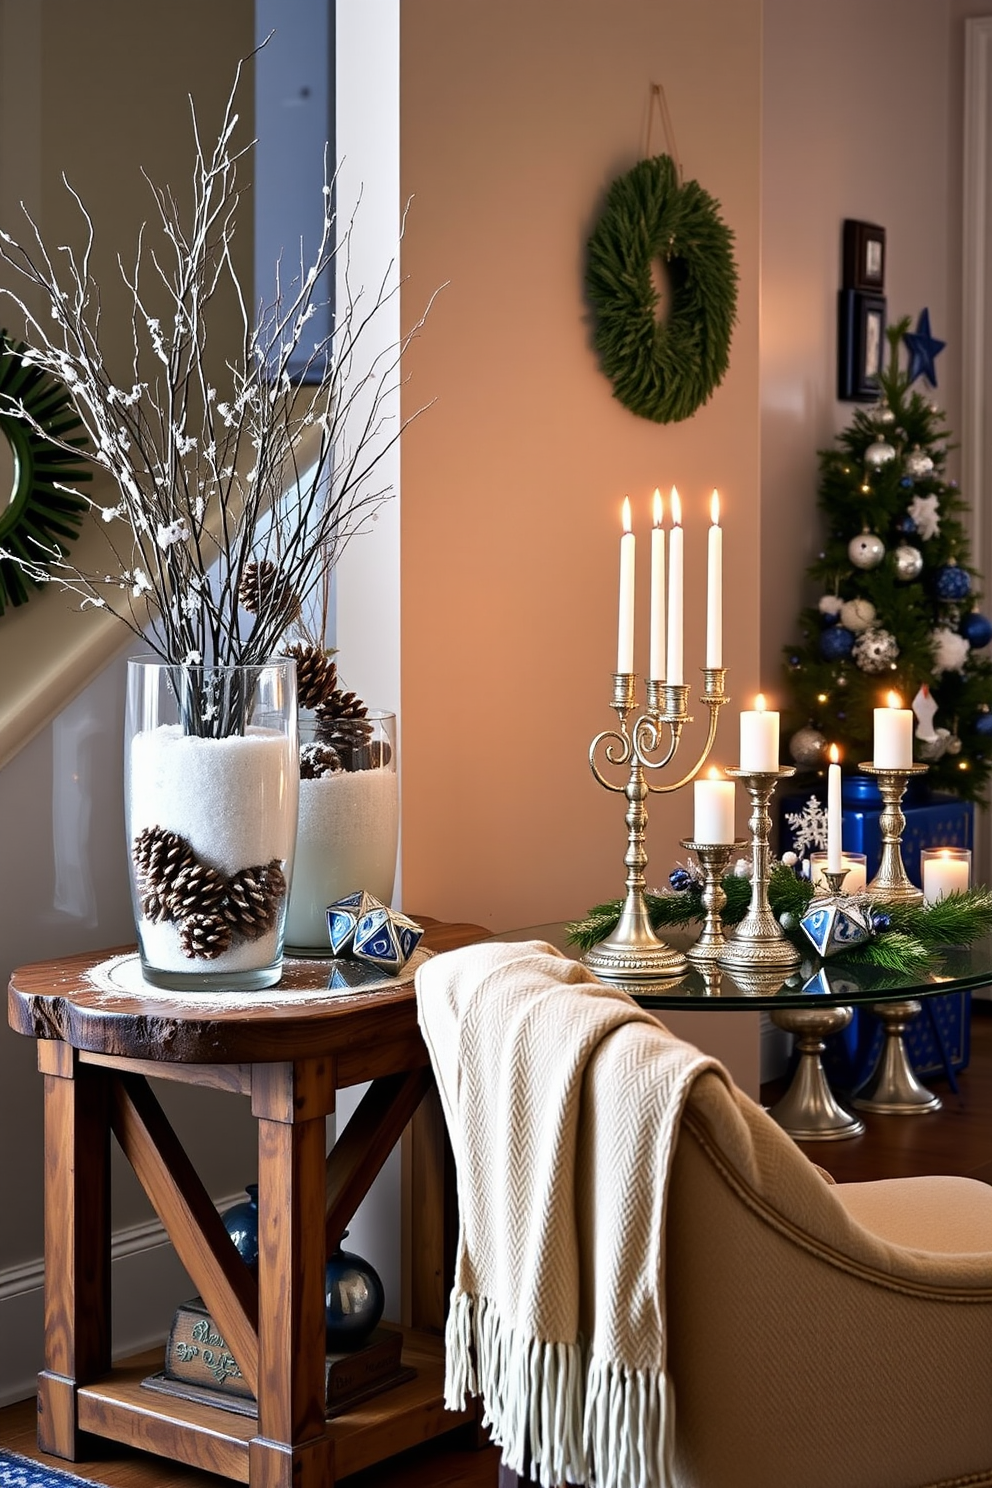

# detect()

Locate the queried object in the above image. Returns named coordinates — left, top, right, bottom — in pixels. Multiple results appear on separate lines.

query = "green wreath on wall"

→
left=585, top=154, right=739, bottom=424
left=0, top=330, right=90, bottom=616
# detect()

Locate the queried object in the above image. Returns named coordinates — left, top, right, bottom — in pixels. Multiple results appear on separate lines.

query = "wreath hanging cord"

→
left=585, top=151, right=738, bottom=424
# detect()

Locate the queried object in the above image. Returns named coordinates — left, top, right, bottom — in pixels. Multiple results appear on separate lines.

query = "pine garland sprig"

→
left=883, top=887, right=992, bottom=948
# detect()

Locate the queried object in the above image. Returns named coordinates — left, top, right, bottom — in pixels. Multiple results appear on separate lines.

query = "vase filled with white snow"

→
left=284, top=682, right=398, bottom=954
left=125, top=657, right=299, bottom=990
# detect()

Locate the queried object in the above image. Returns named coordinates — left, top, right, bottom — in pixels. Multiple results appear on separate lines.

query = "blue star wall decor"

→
left=903, top=308, right=946, bottom=387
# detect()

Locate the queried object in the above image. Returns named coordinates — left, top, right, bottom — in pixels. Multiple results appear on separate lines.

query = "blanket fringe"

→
left=445, top=1292, right=675, bottom=1488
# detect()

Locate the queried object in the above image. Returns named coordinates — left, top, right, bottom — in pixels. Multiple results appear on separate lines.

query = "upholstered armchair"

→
left=417, top=939, right=992, bottom=1488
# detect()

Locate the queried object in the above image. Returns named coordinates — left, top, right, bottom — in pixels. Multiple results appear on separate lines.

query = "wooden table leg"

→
left=250, top=1059, right=337, bottom=1488
left=36, top=1042, right=111, bottom=1459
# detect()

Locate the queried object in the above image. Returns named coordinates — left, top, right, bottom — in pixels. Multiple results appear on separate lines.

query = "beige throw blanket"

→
left=415, top=939, right=732, bottom=1488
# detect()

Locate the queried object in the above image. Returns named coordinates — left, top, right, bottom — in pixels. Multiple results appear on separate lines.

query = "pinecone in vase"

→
left=238, top=559, right=301, bottom=627
left=132, top=826, right=197, bottom=903
left=300, top=741, right=343, bottom=779
left=179, top=914, right=233, bottom=960
left=223, top=859, right=287, bottom=940
left=314, top=684, right=375, bottom=769
left=166, top=861, right=229, bottom=921
left=281, top=643, right=338, bottom=711
left=139, top=887, right=174, bottom=924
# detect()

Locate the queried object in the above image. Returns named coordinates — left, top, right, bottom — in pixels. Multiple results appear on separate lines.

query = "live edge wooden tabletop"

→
left=7, top=918, right=489, bottom=1071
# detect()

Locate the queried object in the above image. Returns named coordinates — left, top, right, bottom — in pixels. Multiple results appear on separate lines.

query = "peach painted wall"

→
left=760, top=0, right=955, bottom=725
left=399, top=0, right=763, bottom=933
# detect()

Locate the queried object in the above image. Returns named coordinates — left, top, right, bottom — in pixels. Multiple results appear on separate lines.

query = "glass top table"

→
left=497, top=923, right=992, bottom=1011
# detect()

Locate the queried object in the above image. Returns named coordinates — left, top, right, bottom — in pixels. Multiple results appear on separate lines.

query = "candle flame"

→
left=886, top=690, right=902, bottom=709
left=755, top=693, right=766, bottom=713
left=710, top=489, right=720, bottom=525
left=828, top=743, right=840, bottom=764
left=707, top=765, right=722, bottom=780
left=670, top=486, right=682, bottom=526
left=653, top=488, right=663, bottom=527
left=622, top=496, right=632, bottom=534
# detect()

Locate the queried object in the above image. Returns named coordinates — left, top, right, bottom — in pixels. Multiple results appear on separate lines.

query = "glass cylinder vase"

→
left=124, top=656, right=299, bottom=991
left=285, top=710, right=399, bottom=955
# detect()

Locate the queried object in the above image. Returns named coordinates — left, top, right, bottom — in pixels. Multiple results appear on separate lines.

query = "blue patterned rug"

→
left=0, top=1449, right=102, bottom=1486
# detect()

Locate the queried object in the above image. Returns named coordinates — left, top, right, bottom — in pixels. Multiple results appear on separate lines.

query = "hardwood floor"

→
left=4, top=1002, right=991, bottom=1488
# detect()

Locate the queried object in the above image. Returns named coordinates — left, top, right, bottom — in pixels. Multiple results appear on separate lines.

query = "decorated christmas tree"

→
left=783, top=314, right=992, bottom=804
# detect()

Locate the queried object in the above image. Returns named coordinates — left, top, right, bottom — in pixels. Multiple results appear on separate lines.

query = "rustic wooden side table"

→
left=7, top=918, right=488, bottom=1487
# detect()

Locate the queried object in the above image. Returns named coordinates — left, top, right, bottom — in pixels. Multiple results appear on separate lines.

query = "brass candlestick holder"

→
left=582, top=668, right=729, bottom=982
left=857, top=763, right=928, bottom=906
left=718, top=767, right=801, bottom=971
left=680, top=838, right=747, bottom=963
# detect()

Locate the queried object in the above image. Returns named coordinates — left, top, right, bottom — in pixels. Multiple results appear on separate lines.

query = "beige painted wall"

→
left=760, top=0, right=955, bottom=725
left=399, top=0, right=764, bottom=933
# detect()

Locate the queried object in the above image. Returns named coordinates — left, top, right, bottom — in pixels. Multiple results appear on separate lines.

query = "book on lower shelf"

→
left=142, top=1297, right=413, bottom=1418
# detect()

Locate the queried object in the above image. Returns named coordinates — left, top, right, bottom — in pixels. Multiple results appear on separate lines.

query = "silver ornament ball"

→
left=864, top=438, right=896, bottom=467
left=839, top=597, right=876, bottom=633
left=946, top=734, right=963, bottom=756
left=852, top=627, right=899, bottom=674
left=848, top=531, right=886, bottom=569
left=905, top=445, right=934, bottom=479
left=893, top=544, right=924, bottom=582
left=788, top=726, right=826, bottom=767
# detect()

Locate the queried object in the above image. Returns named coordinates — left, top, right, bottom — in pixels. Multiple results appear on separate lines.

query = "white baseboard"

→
left=0, top=1193, right=243, bottom=1409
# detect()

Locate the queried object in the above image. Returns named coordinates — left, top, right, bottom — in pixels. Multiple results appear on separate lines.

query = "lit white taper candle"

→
left=617, top=496, right=635, bottom=674
left=706, top=489, right=723, bottom=668
left=873, top=690, right=913, bottom=768
left=649, top=488, right=666, bottom=681
left=740, top=693, right=779, bottom=772
left=826, top=743, right=842, bottom=873
left=666, top=486, right=684, bottom=685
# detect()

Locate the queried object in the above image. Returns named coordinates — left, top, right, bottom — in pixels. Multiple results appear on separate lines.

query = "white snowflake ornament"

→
left=907, top=493, right=940, bottom=540
left=784, top=795, right=829, bottom=857
left=931, top=627, right=970, bottom=676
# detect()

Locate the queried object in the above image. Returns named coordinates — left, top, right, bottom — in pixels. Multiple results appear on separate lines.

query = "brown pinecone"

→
left=139, top=887, right=174, bottom=924
left=179, top=914, right=233, bottom=960
left=300, top=742, right=343, bottom=779
left=316, top=714, right=375, bottom=770
left=281, top=643, right=338, bottom=711
left=166, top=861, right=229, bottom=920
left=132, top=826, right=197, bottom=896
left=238, top=559, right=301, bottom=626
left=223, top=859, right=287, bottom=939
left=313, top=680, right=367, bottom=733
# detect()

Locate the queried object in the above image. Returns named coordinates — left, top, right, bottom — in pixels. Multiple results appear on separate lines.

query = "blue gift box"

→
left=779, top=783, right=975, bottom=1080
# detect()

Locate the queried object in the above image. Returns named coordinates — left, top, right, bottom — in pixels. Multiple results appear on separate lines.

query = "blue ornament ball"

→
left=898, top=515, right=918, bottom=535
left=962, top=611, right=992, bottom=649
left=900, top=476, right=915, bottom=489
left=670, top=867, right=692, bottom=891
left=871, top=912, right=891, bottom=933
left=820, top=609, right=840, bottom=628
left=935, top=563, right=971, bottom=600
left=975, top=711, right=992, bottom=737
left=820, top=625, right=855, bottom=661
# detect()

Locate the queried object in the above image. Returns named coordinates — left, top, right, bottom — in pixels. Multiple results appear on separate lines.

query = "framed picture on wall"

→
left=838, top=289, right=886, bottom=401
left=843, top=219, right=886, bottom=292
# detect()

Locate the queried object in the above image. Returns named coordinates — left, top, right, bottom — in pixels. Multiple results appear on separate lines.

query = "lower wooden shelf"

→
left=72, top=1328, right=473, bottom=1484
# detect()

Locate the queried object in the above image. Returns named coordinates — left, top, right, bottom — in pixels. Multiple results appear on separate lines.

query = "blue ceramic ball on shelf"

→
left=325, top=1234, right=385, bottom=1347
left=935, top=563, right=971, bottom=601
left=820, top=625, right=855, bottom=661
left=222, top=1184, right=259, bottom=1272
left=962, top=611, right=992, bottom=649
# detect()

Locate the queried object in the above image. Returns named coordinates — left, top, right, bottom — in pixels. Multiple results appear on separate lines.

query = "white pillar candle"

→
left=617, top=496, right=635, bottom=674
left=693, top=768, right=735, bottom=843
left=666, top=486, right=684, bottom=685
left=739, top=694, right=779, bottom=772
left=826, top=743, right=842, bottom=873
left=706, top=489, right=723, bottom=668
left=873, top=691, right=913, bottom=768
left=922, top=849, right=971, bottom=904
left=649, top=488, right=666, bottom=681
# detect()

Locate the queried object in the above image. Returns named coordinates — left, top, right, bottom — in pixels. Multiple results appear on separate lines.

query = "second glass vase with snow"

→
left=125, top=657, right=299, bottom=991
left=285, top=710, right=399, bottom=954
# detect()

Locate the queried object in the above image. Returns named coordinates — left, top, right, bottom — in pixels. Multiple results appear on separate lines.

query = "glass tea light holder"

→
left=921, top=847, right=971, bottom=904
left=809, top=852, right=868, bottom=896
